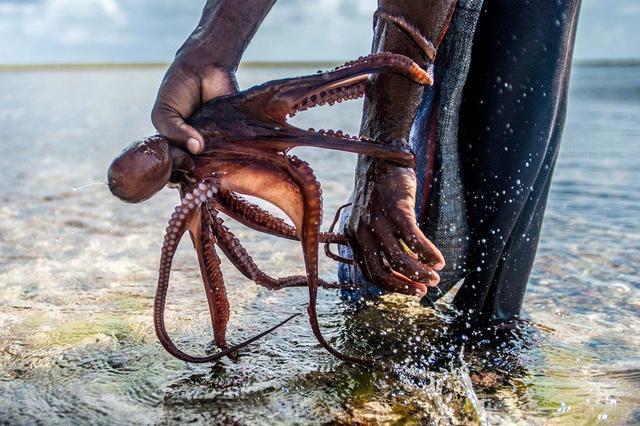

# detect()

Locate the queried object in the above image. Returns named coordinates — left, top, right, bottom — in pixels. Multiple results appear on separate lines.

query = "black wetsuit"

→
left=339, top=0, right=582, bottom=323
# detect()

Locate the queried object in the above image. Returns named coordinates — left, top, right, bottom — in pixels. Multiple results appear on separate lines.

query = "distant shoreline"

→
left=0, top=58, right=638, bottom=72
left=0, top=61, right=341, bottom=72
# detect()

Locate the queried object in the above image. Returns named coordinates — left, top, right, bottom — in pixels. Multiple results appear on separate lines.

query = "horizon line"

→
left=0, top=61, right=341, bottom=72
left=0, top=58, right=639, bottom=72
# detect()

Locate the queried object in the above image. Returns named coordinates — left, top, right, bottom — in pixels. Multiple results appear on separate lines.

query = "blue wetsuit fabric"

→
left=339, top=0, right=581, bottom=323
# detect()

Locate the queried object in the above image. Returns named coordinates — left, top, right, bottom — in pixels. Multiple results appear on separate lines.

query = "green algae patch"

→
left=109, top=293, right=153, bottom=314
left=35, top=311, right=150, bottom=349
left=46, top=316, right=131, bottom=346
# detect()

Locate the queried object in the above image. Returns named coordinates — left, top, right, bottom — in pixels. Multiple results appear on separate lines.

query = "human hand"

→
left=151, top=61, right=238, bottom=154
left=347, top=161, right=445, bottom=298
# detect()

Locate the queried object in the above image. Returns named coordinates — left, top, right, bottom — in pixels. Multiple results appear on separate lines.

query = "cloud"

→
left=2, top=0, right=126, bottom=44
left=245, top=0, right=376, bottom=60
left=0, top=0, right=198, bottom=62
left=0, top=0, right=638, bottom=63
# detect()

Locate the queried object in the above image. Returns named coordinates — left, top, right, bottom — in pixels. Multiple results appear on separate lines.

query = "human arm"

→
left=151, top=0, right=276, bottom=154
left=347, top=0, right=457, bottom=296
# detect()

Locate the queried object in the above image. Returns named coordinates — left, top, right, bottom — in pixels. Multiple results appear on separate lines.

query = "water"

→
left=0, top=64, right=638, bottom=424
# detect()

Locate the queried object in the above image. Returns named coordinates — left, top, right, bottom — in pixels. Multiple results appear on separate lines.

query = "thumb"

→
left=151, top=103, right=204, bottom=154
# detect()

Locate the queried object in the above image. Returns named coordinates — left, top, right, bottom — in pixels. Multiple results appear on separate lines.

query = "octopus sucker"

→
left=109, top=35, right=437, bottom=364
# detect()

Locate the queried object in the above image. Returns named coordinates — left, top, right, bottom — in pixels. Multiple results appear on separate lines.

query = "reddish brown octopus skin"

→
left=108, top=50, right=440, bottom=365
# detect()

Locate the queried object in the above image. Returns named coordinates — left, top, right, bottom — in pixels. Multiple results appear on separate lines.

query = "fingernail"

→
left=187, top=138, right=202, bottom=154
left=414, top=284, right=428, bottom=298
left=430, top=259, right=445, bottom=271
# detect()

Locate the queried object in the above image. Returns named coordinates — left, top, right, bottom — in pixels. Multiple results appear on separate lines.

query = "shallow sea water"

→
left=0, top=65, right=638, bottom=424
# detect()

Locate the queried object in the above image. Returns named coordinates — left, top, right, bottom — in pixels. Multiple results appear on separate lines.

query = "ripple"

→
left=1, top=65, right=639, bottom=424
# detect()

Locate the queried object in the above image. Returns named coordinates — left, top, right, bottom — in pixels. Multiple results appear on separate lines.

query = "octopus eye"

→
left=108, top=137, right=172, bottom=203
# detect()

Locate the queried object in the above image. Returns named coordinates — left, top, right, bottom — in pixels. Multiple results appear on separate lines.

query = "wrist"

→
left=354, top=155, right=402, bottom=188
left=176, top=0, right=276, bottom=71
left=172, top=47, right=227, bottom=75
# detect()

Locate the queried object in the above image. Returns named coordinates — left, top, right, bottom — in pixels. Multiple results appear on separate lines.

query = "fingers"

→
left=397, top=221, right=445, bottom=271
left=151, top=103, right=204, bottom=155
left=373, top=222, right=440, bottom=286
left=151, top=64, right=237, bottom=155
left=353, top=231, right=429, bottom=297
left=151, top=65, right=206, bottom=154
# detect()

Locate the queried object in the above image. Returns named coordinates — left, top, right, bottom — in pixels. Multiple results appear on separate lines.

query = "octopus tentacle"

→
left=208, top=206, right=349, bottom=291
left=110, top=54, right=430, bottom=366
left=214, top=189, right=346, bottom=244
left=155, top=181, right=299, bottom=363
left=324, top=202, right=354, bottom=265
left=204, top=135, right=415, bottom=169
left=287, top=156, right=373, bottom=365
left=198, top=207, right=232, bottom=355
left=374, top=8, right=437, bottom=62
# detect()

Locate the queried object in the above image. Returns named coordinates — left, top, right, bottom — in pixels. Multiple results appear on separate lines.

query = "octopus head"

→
left=107, top=136, right=173, bottom=203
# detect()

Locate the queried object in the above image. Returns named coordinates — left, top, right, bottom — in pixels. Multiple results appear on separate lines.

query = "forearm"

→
left=177, top=0, right=277, bottom=71
left=351, top=0, right=457, bottom=243
left=361, top=0, right=457, bottom=142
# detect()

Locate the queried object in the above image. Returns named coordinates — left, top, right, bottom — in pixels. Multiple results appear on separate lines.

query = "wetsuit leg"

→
left=453, top=0, right=581, bottom=322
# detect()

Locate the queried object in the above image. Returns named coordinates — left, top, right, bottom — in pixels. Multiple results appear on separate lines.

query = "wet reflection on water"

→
left=0, top=65, right=638, bottom=424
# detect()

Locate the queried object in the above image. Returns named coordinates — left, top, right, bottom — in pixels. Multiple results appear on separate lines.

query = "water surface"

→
left=0, top=65, right=638, bottom=424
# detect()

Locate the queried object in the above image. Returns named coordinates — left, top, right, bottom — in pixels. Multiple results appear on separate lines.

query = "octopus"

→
left=108, top=11, right=434, bottom=365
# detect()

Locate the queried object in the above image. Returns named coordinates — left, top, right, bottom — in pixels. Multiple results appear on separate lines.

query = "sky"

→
left=0, top=0, right=638, bottom=64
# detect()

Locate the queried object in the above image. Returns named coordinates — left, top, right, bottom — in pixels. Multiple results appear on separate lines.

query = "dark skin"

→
left=152, top=0, right=275, bottom=154
left=152, top=0, right=453, bottom=292
left=349, top=1, right=454, bottom=289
